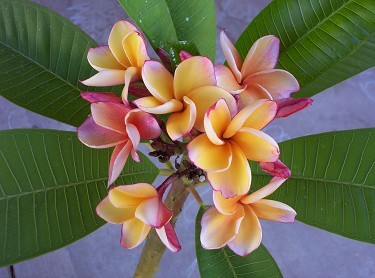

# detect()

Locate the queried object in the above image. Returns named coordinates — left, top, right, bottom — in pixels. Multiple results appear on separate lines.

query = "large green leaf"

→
left=0, top=0, right=119, bottom=127
left=235, top=0, right=375, bottom=97
left=118, top=0, right=216, bottom=61
left=251, top=129, right=375, bottom=244
left=195, top=206, right=282, bottom=278
left=0, top=129, right=159, bottom=266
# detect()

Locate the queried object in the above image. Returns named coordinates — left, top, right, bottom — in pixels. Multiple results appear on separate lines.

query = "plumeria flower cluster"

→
left=78, top=20, right=313, bottom=255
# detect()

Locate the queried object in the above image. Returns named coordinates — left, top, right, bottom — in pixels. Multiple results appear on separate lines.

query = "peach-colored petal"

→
left=87, top=46, right=124, bottom=71
left=166, top=96, right=197, bottom=141
left=244, top=69, right=299, bottom=100
left=109, top=183, right=157, bottom=208
left=108, top=141, right=132, bottom=185
left=207, top=142, right=251, bottom=198
left=231, top=128, right=279, bottom=162
left=125, top=109, right=161, bottom=140
left=213, top=191, right=242, bottom=215
left=122, top=66, right=142, bottom=104
left=238, top=84, right=272, bottom=109
left=125, top=123, right=140, bottom=162
left=224, top=99, right=277, bottom=138
left=204, top=99, right=231, bottom=145
left=123, top=32, right=149, bottom=68
left=241, top=177, right=287, bottom=204
left=81, top=92, right=123, bottom=104
left=91, top=102, right=129, bottom=133
left=275, top=97, right=313, bottom=118
left=156, top=223, right=181, bottom=252
left=134, top=97, right=183, bottom=114
left=259, top=160, right=291, bottom=179
left=78, top=116, right=126, bottom=148
left=96, top=196, right=135, bottom=224
left=241, top=35, right=279, bottom=78
left=121, top=218, right=151, bottom=249
left=142, top=60, right=174, bottom=103
left=187, top=86, right=237, bottom=132
left=214, top=65, right=246, bottom=94
left=135, top=197, right=173, bottom=228
left=174, top=56, right=216, bottom=101
left=108, top=20, right=137, bottom=67
left=200, top=205, right=245, bottom=249
left=251, top=199, right=296, bottom=222
left=187, top=134, right=232, bottom=172
left=227, top=205, right=262, bottom=256
left=81, top=70, right=126, bottom=87
left=220, top=30, right=242, bottom=83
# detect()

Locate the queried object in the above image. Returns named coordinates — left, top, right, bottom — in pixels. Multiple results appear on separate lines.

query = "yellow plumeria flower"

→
left=82, top=20, right=150, bottom=103
left=188, top=98, right=279, bottom=198
left=134, top=56, right=238, bottom=140
left=200, top=177, right=296, bottom=256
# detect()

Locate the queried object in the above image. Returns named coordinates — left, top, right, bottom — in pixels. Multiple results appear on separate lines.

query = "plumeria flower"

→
left=134, top=56, right=238, bottom=140
left=97, top=183, right=181, bottom=252
left=201, top=177, right=296, bottom=256
left=81, top=20, right=149, bottom=103
left=188, top=98, right=280, bottom=198
left=78, top=92, right=161, bottom=185
left=216, top=31, right=300, bottom=109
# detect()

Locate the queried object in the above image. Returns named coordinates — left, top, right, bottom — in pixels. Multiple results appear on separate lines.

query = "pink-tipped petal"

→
left=122, top=66, right=142, bottom=104
left=200, top=205, right=245, bottom=249
left=275, top=98, right=313, bottom=118
left=227, top=206, right=262, bottom=256
left=241, top=177, right=287, bottom=204
left=91, top=102, right=129, bottom=133
left=135, top=197, right=173, bottom=228
left=156, top=223, right=181, bottom=252
left=213, top=191, right=242, bottom=215
left=220, top=30, right=243, bottom=83
left=125, top=109, right=161, bottom=140
left=108, top=142, right=132, bottom=185
left=128, top=84, right=151, bottom=98
left=259, top=160, right=291, bottom=178
left=204, top=99, right=231, bottom=145
left=241, top=35, right=279, bottom=78
left=251, top=199, right=296, bottom=222
left=121, top=218, right=151, bottom=249
left=187, top=134, right=232, bottom=172
left=81, top=92, right=123, bottom=103
left=126, top=123, right=140, bottom=151
left=237, top=84, right=273, bottom=109
left=78, top=116, right=126, bottom=148
left=174, top=56, right=216, bottom=101
left=81, top=70, right=126, bottom=87
left=109, top=183, right=157, bottom=208
left=87, top=46, right=124, bottom=71
left=123, top=32, right=150, bottom=68
left=134, top=97, right=183, bottom=114
left=96, top=196, right=135, bottom=224
left=215, top=65, right=246, bottom=94
left=179, top=50, right=193, bottom=61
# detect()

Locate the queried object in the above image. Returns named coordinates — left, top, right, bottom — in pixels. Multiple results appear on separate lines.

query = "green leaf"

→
left=195, top=206, right=282, bottom=278
left=235, top=0, right=375, bottom=97
left=0, top=129, right=159, bottom=267
left=251, top=129, right=375, bottom=244
left=0, top=0, right=119, bottom=127
left=168, top=41, right=200, bottom=69
left=118, top=0, right=216, bottom=61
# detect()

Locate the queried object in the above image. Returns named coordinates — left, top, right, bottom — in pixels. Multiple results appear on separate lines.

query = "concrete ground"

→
left=1, top=0, right=374, bottom=277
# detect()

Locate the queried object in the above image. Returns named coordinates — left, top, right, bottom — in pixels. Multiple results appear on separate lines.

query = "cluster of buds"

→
left=78, top=20, right=312, bottom=255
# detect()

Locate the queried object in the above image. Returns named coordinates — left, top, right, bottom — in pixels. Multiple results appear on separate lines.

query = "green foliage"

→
left=0, top=0, right=119, bottom=127
left=168, top=41, right=200, bottom=69
left=195, top=206, right=282, bottom=278
left=118, top=0, right=216, bottom=61
left=0, top=129, right=159, bottom=266
left=235, top=0, right=375, bottom=98
left=251, top=129, right=375, bottom=244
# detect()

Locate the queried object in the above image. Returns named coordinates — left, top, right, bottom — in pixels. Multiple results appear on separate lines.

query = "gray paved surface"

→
left=1, top=0, right=374, bottom=277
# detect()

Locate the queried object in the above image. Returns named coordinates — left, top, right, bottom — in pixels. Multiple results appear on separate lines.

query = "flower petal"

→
left=135, top=197, right=173, bottom=228
left=275, top=97, right=313, bottom=118
left=109, top=183, right=158, bottom=208
left=123, top=32, right=149, bottom=68
left=142, top=60, right=174, bottom=103
left=244, top=69, right=299, bottom=100
left=121, top=218, right=151, bottom=249
left=204, top=99, right=231, bottom=145
left=78, top=116, right=126, bottom=148
left=241, top=35, right=279, bottom=77
left=87, top=46, right=124, bottom=71
left=122, top=66, right=142, bottom=104
left=81, top=92, right=123, bottom=103
left=241, top=177, right=287, bottom=204
left=227, top=206, right=262, bottom=256
left=91, top=102, right=129, bottom=133
left=215, top=65, right=246, bottom=94
left=213, top=190, right=242, bottom=215
left=224, top=99, right=277, bottom=138
left=207, top=142, right=251, bottom=198
left=126, top=123, right=140, bottom=162
left=220, top=30, right=242, bottom=83
left=166, top=96, right=197, bottom=141
left=156, top=223, right=181, bottom=252
left=174, top=56, right=216, bottom=101
left=125, top=109, right=161, bottom=140
left=200, top=205, right=245, bottom=250
left=134, top=97, right=183, bottom=114
left=237, top=84, right=272, bottom=109
left=231, top=128, right=279, bottom=162
left=81, top=70, right=126, bottom=87
left=259, top=160, right=291, bottom=179
left=108, top=141, right=132, bottom=185
left=251, top=199, right=296, bottom=222
left=96, top=196, right=135, bottom=224
left=187, top=86, right=237, bottom=132
left=187, top=134, right=232, bottom=172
